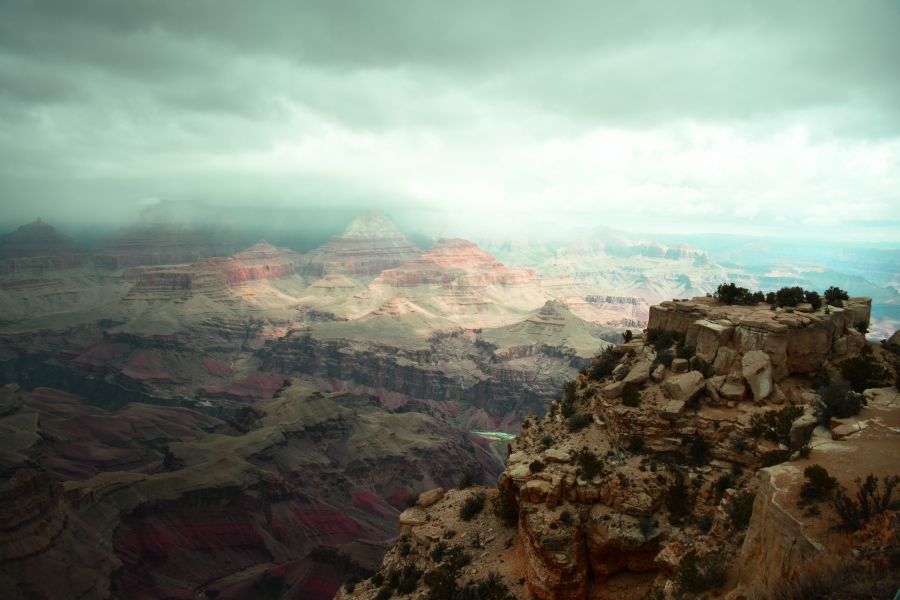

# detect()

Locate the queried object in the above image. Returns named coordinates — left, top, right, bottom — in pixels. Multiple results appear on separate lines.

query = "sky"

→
left=1, top=0, right=899, bottom=243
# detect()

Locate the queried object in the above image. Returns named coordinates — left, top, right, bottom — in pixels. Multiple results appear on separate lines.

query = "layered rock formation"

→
left=343, top=297, right=899, bottom=600
left=648, top=296, right=871, bottom=383
left=302, top=211, right=421, bottom=277
left=93, top=223, right=240, bottom=269
left=124, top=241, right=303, bottom=302
left=376, top=238, right=537, bottom=289
left=0, top=382, right=500, bottom=599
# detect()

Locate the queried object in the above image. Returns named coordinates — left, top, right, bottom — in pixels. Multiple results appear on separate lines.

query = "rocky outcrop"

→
left=345, top=296, right=897, bottom=600
left=648, top=296, right=870, bottom=382
left=302, top=211, right=421, bottom=277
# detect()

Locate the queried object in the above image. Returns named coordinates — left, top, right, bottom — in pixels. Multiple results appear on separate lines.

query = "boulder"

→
left=671, top=358, right=689, bottom=374
left=522, top=479, right=553, bottom=503
left=789, top=413, right=818, bottom=450
left=662, top=400, right=686, bottom=420
left=602, top=381, right=624, bottom=399
left=416, top=487, right=444, bottom=508
left=663, top=371, right=705, bottom=403
left=543, top=448, right=572, bottom=463
left=651, top=363, right=666, bottom=383
left=713, top=347, right=738, bottom=376
left=741, top=350, right=773, bottom=403
left=623, top=360, right=652, bottom=386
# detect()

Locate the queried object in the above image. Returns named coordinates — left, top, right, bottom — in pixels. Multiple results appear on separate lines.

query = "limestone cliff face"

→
left=647, top=296, right=870, bottom=381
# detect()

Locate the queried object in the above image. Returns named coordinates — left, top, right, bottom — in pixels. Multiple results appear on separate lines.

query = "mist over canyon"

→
left=2, top=1, right=899, bottom=598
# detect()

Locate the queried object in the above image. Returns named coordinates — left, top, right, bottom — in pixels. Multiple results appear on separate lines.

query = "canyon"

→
left=0, top=210, right=897, bottom=599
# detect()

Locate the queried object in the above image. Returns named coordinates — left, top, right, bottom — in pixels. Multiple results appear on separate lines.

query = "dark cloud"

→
left=0, top=0, right=898, bottom=241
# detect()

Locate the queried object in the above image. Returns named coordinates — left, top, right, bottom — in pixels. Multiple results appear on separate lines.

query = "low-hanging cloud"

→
left=0, top=0, right=898, bottom=242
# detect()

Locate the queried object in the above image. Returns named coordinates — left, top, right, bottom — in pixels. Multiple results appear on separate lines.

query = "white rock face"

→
left=741, top=350, right=773, bottom=403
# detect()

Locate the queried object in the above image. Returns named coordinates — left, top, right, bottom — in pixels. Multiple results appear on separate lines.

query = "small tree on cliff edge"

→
left=824, top=286, right=849, bottom=307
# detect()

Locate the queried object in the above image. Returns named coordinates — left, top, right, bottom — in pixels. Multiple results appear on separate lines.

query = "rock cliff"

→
left=341, top=297, right=899, bottom=600
left=647, top=296, right=871, bottom=381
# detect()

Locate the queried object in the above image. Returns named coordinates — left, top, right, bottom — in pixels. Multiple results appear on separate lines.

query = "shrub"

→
left=540, top=434, right=554, bottom=450
left=855, top=320, right=869, bottom=334
left=775, top=286, right=806, bottom=307
left=697, top=513, right=713, bottom=533
left=831, top=473, right=899, bottom=531
left=588, top=347, right=619, bottom=381
left=375, top=586, right=392, bottom=600
left=675, top=550, right=725, bottom=594
left=688, top=437, right=711, bottom=466
left=396, top=565, right=422, bottom=594
left=804, top=290, right=822, bottom=310
left=676, top=344, right=695, bottom=360
left=646, top=328, right=676, bottom=352
left=728, top=492, right=755, bottom=529
left=800, top=464, right=838, bottom=502
left=714, top=282, right=759, bottom=305
left=627, top=435, right=645, bottom=453
left=750, top=405, right=804, bottom=446
left=639, top=516, right=657, bottom=539
left=430, top=541, right=447, bottom=563
left=577, top=449, right=604, bottom=479
left=655, top=349, right=675, bottom=368
left=398, top=534, right=411, bottom=557
left=529, top=459, right=545, bottom=473
left=621, top=382, right=641, bottom=407
left=457, top=472, right=479, bottom=489
left=459, top=491, right=486, bottom=522
left=666, top=469, right=691, bottom=521
left=371, top=572, right=385, bottom=587
left=839, top=354, right=889, bottom=392
left=765, top=291, right=776, bottom=304
left=824, top=286, right=849, bottom=307
left=714, top=473, right=734, bottom=498
left=623, top=329, right=633, bottom=343
left=816, top=381, right=866, bottom=423
left=559, top=510, right=573, bottom=526
left=343, top=576, right=360, bottom=593
left=567, top=413, right=593, bottom=432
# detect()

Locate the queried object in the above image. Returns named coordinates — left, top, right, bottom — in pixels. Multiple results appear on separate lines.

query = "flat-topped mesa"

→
left=302, top=210, right=421, bottom=276
left=647, top=296, right=872, bottom=380
left=92, top=223, right=240, bottom=269
left=124, top=241, right=301, bottom=301
left=376, top=238, right=538, bottom=288
left=0, top=219, right=83, bottom=274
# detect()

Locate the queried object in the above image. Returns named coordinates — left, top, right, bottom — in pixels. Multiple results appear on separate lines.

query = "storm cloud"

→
left=1, top=0, right=898, bottom=241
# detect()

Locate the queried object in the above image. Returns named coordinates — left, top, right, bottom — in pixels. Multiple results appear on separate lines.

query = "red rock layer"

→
left=124, top=241, right=301, bottom=300
left=376, top=238, right=538, bottom=288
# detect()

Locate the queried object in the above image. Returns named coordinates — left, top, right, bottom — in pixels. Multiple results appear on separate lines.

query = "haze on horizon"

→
left=1, top=0, right=899, bottom=245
